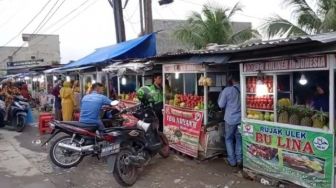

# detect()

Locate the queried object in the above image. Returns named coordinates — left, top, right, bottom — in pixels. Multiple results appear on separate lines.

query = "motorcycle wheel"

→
left=50, top=136, right=84, bottom=168
left=15, top=115, right=26, bottom=132
left=113, top=148, right=138, bottom=187
left=158, top=133, right=170, bottom=158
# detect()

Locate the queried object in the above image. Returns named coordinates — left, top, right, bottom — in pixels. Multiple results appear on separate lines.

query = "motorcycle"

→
left=43, top=101, right=170, bottom=187
left=0, top=95, right=29, bottom=132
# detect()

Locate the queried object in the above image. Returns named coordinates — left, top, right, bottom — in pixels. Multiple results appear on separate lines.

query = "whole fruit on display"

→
left=312, top=111, right=328, bottom=129
left=300, top=107, right=313, bottom=127
left=269, top=113, right=274, bottom=121
left=198, top=75, right=205, bottom=86
left=204, top=77, right=213, bottom=86
left=278, top=111, right=289, bottom=124
left=258, top=113, right=264, bottom=120
left=300, top=117, right=312, bottom=127
left=289, top=114, right=300, bottom=125
left=288, top=106, right=300, bottom=125
left=264, top=112, right=270, bottom=121
left=278, top=98, right=291, bottom=107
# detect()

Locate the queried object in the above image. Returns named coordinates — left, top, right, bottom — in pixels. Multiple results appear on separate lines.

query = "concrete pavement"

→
left=0, top=126, right=269, bottom=188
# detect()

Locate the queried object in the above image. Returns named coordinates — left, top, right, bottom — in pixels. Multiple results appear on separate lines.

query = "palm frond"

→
left=297, top=11, right=322, bottom=33
left=174, top=4, right=255, bottom=48
left=317, top=0, right=334, bottom=15
left=228, top=2, right=243, bottom=18
left=229, top=29, right=261, bottom=44
left=173, top=25, right=206, bottom=49
left=321, top=8, right=336, bottom=32
left=261, top=15, right=308, bottom=38
left=284, top=0, right=322, bottom=32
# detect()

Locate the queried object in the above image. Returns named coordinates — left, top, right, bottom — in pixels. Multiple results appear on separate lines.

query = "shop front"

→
left=240, top=54, right=335, bottom=188
left=162, top=62, right=238, bottom=159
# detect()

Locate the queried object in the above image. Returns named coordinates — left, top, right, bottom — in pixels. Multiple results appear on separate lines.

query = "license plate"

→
left=101, top=143, right=120, bottom=157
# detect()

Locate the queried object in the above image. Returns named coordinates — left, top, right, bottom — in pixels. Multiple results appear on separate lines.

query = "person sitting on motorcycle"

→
left=0, top=81, right=18, bottom=120
left=79, top=82, right=117, bottom=132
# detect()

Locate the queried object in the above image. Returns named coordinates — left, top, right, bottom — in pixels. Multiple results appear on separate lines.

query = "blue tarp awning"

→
left=61, top=33, right=156, bottom=70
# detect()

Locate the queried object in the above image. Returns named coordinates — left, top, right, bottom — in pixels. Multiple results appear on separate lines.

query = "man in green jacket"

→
left=137, top=73, right=164, bottom=132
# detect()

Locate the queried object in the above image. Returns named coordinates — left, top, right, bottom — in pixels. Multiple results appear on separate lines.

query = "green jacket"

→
left=148, top=84, right=163, bottom=104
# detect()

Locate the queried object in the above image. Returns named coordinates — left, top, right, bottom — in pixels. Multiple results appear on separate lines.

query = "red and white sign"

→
left=243, top=55, right=328, bottom=73
left=163, top=105, right=203, bottom=157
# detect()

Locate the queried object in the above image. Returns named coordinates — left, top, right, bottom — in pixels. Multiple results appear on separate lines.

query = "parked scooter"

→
left=43, top=101, right=169, bottom=187
left=0, top=95, right=29, bottom=132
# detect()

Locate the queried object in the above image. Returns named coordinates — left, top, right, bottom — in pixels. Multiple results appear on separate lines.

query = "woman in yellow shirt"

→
left=60, top=81, right=76, bottom=121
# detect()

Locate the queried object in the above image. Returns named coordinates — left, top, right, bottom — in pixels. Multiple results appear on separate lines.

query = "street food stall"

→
left=162, top=62, right=238, bottom=159
left=239, top=54, right=335, bottom=188
left=103, top=61, right=160, bottom=107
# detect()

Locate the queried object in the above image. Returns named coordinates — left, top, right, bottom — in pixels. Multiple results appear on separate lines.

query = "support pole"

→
left=144, top=0, right=153, bottom=34
left=139, top=0, right=144, bottom=35
left=117, top=76, right=121, bottom=96
left=108, top=0, right=126, bottom=42
left=204, top=71, right=208, bottom=125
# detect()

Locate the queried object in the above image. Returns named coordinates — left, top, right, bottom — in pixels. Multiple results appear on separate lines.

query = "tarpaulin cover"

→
left=61, top=33, right=156, bottom=69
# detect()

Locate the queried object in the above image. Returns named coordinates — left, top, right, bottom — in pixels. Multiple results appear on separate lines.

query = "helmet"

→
left=136, top=86, right=155, bottom=105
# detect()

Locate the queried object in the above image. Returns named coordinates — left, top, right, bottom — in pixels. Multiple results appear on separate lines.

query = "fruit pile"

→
left=246, top=110, right=274, bottom=121
left=168, top=94, right=204, bottom=110
left=277, top=101, right=329, bottom=130
left=119, top=92, right=138, bottom=101
left=246, top=95, right=273, bottom=110
left=246, top=76, right=273, bottom=93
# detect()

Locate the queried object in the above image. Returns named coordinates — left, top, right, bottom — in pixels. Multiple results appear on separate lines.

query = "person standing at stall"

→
left=52, top=81, right=62, bottom=120
left=72, top=80, right=81, bottom=112
left=217, top=75, right=242, bottom=168
left=311, top=84, right=329, bottom=112
left=137, top=74, right=164, bottom=131
left=60, top=81, right=76, bottom=121
left=20, top=84, right=31, bottom=100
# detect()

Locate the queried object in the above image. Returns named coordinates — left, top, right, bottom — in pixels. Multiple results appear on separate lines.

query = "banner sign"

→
left=163, top=64, right=205, bottom=73
left=242, top=121, right=333, bottom=188
left=7, top=59, right=43, bottom=69
left=243, top=55, right=328, bottom=73
left=164, top=105, right=203, bottom=157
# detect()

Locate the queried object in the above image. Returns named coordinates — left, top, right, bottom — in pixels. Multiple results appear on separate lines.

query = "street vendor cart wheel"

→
left=50, top=136, right=84, bottom=168
left=113, top=148, right=139, bottom=187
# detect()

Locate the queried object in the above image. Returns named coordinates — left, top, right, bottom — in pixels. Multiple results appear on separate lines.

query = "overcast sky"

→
left=0, top=0, right=311, bottom=64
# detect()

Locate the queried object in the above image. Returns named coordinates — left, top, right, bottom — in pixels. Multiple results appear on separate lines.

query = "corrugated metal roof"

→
left=152, top=32, right=336, bottom=59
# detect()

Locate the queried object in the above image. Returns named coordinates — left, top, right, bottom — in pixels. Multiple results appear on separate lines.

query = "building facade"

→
left=0, top=34, right=60, bottom=75
left=153, top=19, right=252, bottom=55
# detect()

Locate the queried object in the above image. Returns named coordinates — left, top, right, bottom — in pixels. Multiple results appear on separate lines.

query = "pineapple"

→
left=288, top=106, right=300, bottom=125
left=277, top=106, right=289, bottom=123
left=312, top=111, right=328, bottom=129
left=300, top=107, right=313, bottom=127
left=278, top=111, right=289, bottom=123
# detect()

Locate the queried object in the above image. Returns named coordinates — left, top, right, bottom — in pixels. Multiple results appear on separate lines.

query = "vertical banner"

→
left=164, top=105, right=203, bottom=157
left=242, top=121, right=334, bottom=188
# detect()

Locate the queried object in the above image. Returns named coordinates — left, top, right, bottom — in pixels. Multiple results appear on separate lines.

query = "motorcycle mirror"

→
left=110, top=100, right=119, bottom=106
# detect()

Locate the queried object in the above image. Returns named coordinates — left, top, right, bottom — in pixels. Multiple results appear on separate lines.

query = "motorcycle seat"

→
left=62, top=121, right=98, bottom=132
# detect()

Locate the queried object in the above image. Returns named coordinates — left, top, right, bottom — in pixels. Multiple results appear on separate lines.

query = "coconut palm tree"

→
left=263, top=0, right=336, bottom=38
left=174, top=3, right=260, bottom=49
